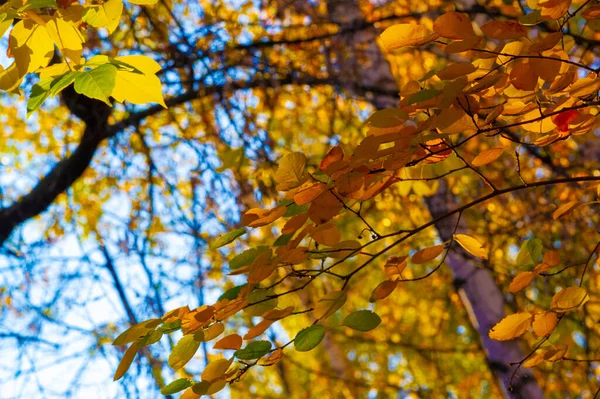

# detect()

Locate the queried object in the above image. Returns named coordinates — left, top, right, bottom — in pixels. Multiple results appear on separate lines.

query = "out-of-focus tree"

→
left=2, top=0, right=600, bottom=398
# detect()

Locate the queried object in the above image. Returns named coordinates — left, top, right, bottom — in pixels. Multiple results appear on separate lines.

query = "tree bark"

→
left=324, top=1, right=544, bottom=398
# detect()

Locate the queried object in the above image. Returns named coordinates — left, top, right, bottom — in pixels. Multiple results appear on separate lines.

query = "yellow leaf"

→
left=551, top=287, right=589, bottom=312
left=110, top=56, right=166, bottom=107
left=275, top=152, right=308, bottom=191
left=411, top=245, right=444, bottom=264
left=83, top=0, right=123, bottom=33
left=509, top=271, right=537, bottom=293
left=433, top=12, right=474, bottom=39
left=201, top=358, right=233, bottom=382
left=202, top=322, right=225, bottom=341
left=532, top=312, right=558, bottom=337
left=471, top=147, right=505, bottom=167
left=0, top=63, right=23, bottom=92
left=45, top=14, right=85, bottom=59
left=9, top=19, right=54, bottom=74
left=113, top=342, right=139, bottom=380
left=569, top=77, right=600, bottom=98
left=129, top=0, right=158, bottom=3
left=454, top=234, right=488, bottom=260
left=380, top=24, right=438, bottom=50
left=489, top=312, right=532, bottom=341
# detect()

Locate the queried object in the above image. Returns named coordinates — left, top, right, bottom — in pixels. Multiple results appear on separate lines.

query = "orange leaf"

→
left=312, top=222, right=341, bottom=246
left=369, top=280, right=398, bottom=302
left=480, top=21, right=527, bottom=40
left=319, top=146, right=344, bottom=172
left=532, top=312, right=558, bottom=337
left=213, top=334, right=243, bottom=350
left=553, top=200, right=580, bottom=220
left=411, top=245, right=444, bottom=264
left=471, top=147, right=504, bottom=167
left=508, top=271, right=537, bottom=293
left=293, top=183, right=328, bottom=205
left=282, top=213, right=308, bottom=234
left=242, top=206, right=286, bottom=228
left=433, top=12, right=474, bottom=39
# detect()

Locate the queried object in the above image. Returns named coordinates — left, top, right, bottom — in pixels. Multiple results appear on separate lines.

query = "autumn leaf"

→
left=433, top=12, right=474, bottom=39
left=532, top=312, right=558, bottom=337
left=113, top=342, right=139, bottom=381
left=380, top=24, right=438, bottom=50
left=275, top=152, right=309, bottom=191
left=411, top=245, right=444, bottom=264
left=480, top=21, right=527, bottom=40
left=201, top=358, right=233, bottom=382
left=489, top=312, right=533, bottom=341
left=551, top=287, right=589, bottom=312
left=471, top=147, right=504, bottom=167
left=454, top=234, right=488, bottom=260
left=509, top=271, right=537, bottom=293
left=213, top=334, right=243, bottom=350
left=168, top=335, right=201, bottom=370
left=314, top=290, right=347, bottom=320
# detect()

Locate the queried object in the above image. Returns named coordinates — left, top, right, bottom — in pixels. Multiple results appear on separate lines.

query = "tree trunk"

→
left=324, top=1, right=544, bottom=398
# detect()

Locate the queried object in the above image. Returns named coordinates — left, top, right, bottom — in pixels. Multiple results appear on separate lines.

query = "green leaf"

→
left=419, top=68, right=441, bottom=82
left=49, top=71, right=80, bottom=97
left=27, top=79, right=52, bottom=116
left=294, top=325, right=325, bottom=352
left=137, top=329, right=163, bottom=347
left=519, top=10, right=543, bottom=26
left=218, top=284, right=247, bottom=301
left=343, top=310, right=382, bottom=332
left=229, top=247, right=269, bottom=270
left=234, top=340, right=272, bottom=360
left=113, top=342, right=138, bottom=381
left=283, top=202, right=309, bottom=217
left=273, top=233, right=293, bottom=247
left=158, top=320, right=181, bottom=333
left=168, top=335, right=201, bottom=370
left=243, top=288, right=277, bottom=316
left=19, top=0, right=56, bottom=11
left=73, top=64, right=117, bottom=105
left=407, top=89, right=440, bottom=105
left=527, top=238, right=543, bottom=264
left=210, top=228, right=246, bottom=249
left=160, top=378, right=192, bottom=395
left=516, top=238, right=543, bottom=266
